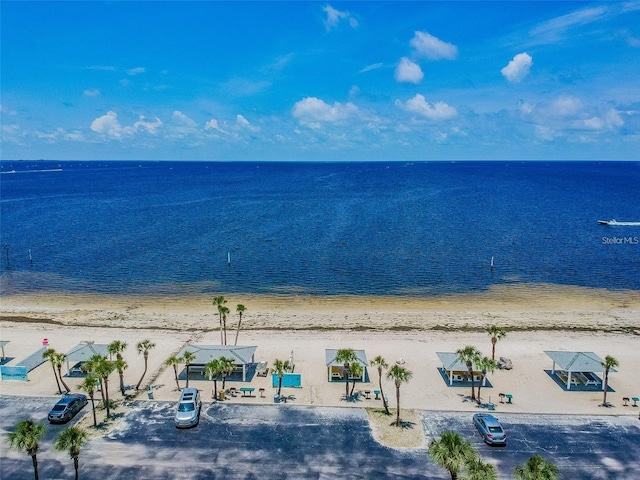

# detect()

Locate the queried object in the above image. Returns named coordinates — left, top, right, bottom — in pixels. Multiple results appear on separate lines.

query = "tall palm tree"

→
left=220, top=306, right=230, bottom=345
left=219, top=356, right=236, bottom=390
left=465, top=456, right=498, bottom=480
left=212, top=295, right=227, bottom=344
left=205, top=359, right=223, bottom=399
left=83, top=354, right=107, bottom=405
left=6, top=419, right=47, bottom=480
left=514, top=455, right=559, bottom=480
left=428, top=430, right=476, bottom=480
left=601, top=355, right=619, bottom=407
left=94, top=356, right=115, bottom=419
left=273, top=359, right=290, bottom=397
left=456, top=345, right=481, bottom=401
left=335, top=348, right=357, bottom=400
left=78, top=374, right=98, bottom=427
left=107, top=340, right=127, bottom=361
left=486, top=326, right=506, bottom=361
left=182, top=350, right=196, bottom=389
left=386, top=364, right=413, bottom=426
left=475, top=356, right=497, bottom=405
left=53, top=352, right=72, bottom=393
left=349, top=362, right=363, bottom=396
left=114, top=358, right=128, bottom=396
left=165, top=355, right=182, bottom=391
left=370, top=355, right=390, bottom=415
left=234, top=304, right=246, bottom=345
left=135, top=339, right=156, bottom=390
left=54, top=426, right=88, bottom=480
left=43, top=348, right=63, bottom=394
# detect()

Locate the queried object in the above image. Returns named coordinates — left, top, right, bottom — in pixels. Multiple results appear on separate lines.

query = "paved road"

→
left=2, top=396, right=639, bottom=479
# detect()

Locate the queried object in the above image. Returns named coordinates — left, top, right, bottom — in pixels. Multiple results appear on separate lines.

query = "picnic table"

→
left=239, top=387, right=255, bottom=397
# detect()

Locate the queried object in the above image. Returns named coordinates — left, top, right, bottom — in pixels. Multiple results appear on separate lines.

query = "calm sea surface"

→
left=1, top=161, right=639, bottom=296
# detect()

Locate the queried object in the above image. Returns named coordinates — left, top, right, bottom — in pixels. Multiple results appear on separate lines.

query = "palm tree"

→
left=94, top=356, right=115, bottom=419
left=475, top=356, right=497, bottom=405
left=234, top=304, right=246, bottom=345
left=349, top=362, right=363, bottom=396
left=219, top=356, right=236, bottom=390
left=114, top=358, right=128, bottom=396
left=273, top=358, right=290, bottom=397
left=54, top=426, right=88, bottom=480
left=135, top=339, right=156, bottom=390
left=220, top=306, right=230, bottom=345
left=182, top=350, right=196, bottom=389
left=335, top=348, right=357, bottom=399
left=6, top=419, right=47, bottom=480
left=428, top=430, right=476, bottom=480
left=83, top=354, right=107, bottom=405
left=78, top=374, right=98, bottom=427
left=486, top=326, right=506, bottom=361
left=43, top=348, right=63, bottom=394
left=107, top=340, right=127, bottom=361
left=53, top=352, right=72, bottom=393
left=205, top=359, right=222, bottom=399
left=457, top=345, right=481, bottom=401
left=465, top=456, right=498, bottom=480
left=601, top=355, right=619, bottom=407
left=165, top=355, right=182, bottom=391
left=370, top=355, right=390, bottom=415
left=386, top=364, right=413, bottom=426
left=514, top=455, right=559, bottom=480
left=212, top=295, right=227, bottom=344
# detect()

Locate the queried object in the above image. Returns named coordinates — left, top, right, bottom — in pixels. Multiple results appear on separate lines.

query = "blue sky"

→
left=1, top=1, right=639, bottom=161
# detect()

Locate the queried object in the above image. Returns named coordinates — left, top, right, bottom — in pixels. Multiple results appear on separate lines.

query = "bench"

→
left=239, top=387, right=255, bottom=397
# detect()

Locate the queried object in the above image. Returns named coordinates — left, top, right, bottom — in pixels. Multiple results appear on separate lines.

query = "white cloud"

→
left=501, top=53, right=533, bottom=82
left=410, top=31, right=458, bottom=60
left=292, top=97, right=359, bottom=127
left=323, top=5, right=358, bottom=31
left=357, top=63, right=383, bottom=74
left=395, top=57, right=423, bottom=84
left=205, top=119, right=225, bottom=132
left=395, top=94, right=457, bottom=120
left=550, top=95, right=583, bottom=117
left=83, top=89, right=101, bottom=97
left=90, top=111, right=162, bottom=139
left=172, top=111, right=197, bottom=127
left=236, top=114, right=260, bottom=132
left=127, top=67, right=145, bottom=76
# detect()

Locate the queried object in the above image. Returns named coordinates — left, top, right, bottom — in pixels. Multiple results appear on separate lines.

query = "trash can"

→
left=147, top=388, right=154, bottom=399
left=274, top=394, right=280, bottom=403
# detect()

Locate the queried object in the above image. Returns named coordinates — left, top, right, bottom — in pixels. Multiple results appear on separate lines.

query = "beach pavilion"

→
left=65, top=342, right=109, bottom=375
left=177, top=345, right=257, bottom=382
left=325, top=349, right=368, bottom=382
left=436, top=352, right=487, bottom=386
left=545, top=351, right=612, bottom=390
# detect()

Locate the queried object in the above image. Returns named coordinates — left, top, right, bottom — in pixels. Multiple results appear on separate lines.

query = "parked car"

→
left=473, top=413, right=507, bottom=445
left=174, top=388, right=202, bottom=428
left=48, top=394, right=88, bottom=424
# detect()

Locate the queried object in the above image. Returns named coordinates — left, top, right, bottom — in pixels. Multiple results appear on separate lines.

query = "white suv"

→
left=174, top=388, right=202, bottom=428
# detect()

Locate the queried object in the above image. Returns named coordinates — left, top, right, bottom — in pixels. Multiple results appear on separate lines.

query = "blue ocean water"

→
left=1, top=161, right=639, bottom=296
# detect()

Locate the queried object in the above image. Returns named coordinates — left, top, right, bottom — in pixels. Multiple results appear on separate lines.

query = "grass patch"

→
left=366, top=407, right=424, bottom=449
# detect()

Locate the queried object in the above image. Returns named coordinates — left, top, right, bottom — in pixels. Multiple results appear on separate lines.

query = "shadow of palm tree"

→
left=388, top=420, right=416, bottom=430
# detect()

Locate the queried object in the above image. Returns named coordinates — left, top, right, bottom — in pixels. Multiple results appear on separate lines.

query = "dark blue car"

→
left=473, top=413, right=507, bottom=445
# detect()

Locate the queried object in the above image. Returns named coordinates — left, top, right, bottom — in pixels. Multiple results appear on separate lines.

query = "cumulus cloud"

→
left=395, top=94, right=457, bottom=120
left=292, top=97, right=359, bottom=127
left=395, top=57, right=423, bottom=84
left=90, top=111, right=162, bottom=139
left=323, top=5, right=358, bottom=30
left=172, top=110, right=197, bottom=127
left=205, top=119, right=226, bottom=132
left=501, top=53, right=533, bottom=82
left=83, top=89, right=101, bottom=97
left=550, top=95, right=583, bottom=117
left=410, top=31, right=458, bottom=60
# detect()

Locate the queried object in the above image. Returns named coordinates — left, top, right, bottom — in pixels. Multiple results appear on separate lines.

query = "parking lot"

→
left=1, top=395, right=639, bottom=479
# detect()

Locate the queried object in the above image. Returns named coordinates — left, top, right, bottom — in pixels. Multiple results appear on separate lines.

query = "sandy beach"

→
left=2, top=285, right=639, bottom=436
